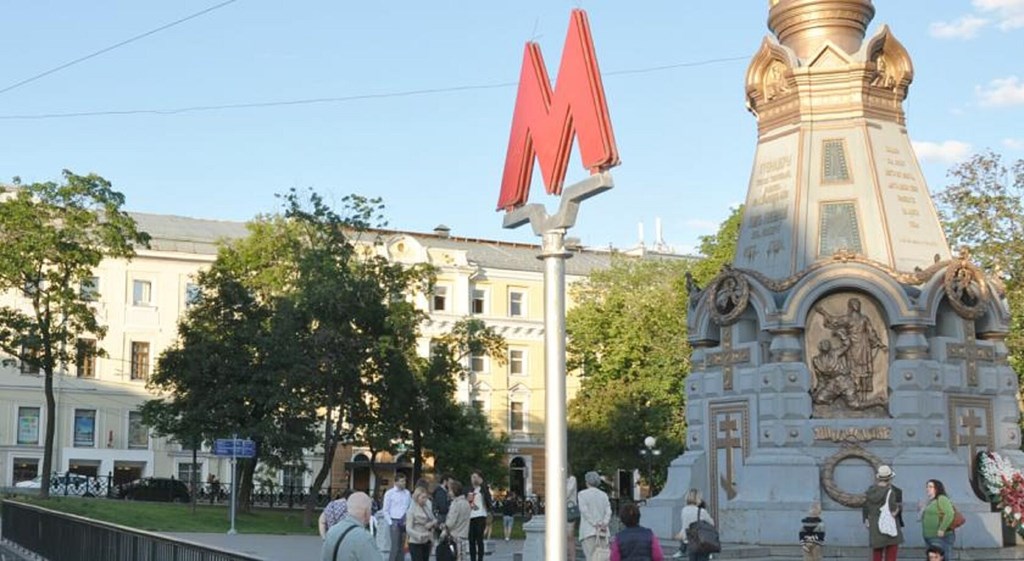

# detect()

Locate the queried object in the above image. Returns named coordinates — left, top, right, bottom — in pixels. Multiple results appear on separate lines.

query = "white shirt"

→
left=382, top=486, right=411, bottom=524
left=470, top=486, right=488, bottom=518
left=679, top=504, right=715, bottom=543
left=567, top=476, right=578, bottom=507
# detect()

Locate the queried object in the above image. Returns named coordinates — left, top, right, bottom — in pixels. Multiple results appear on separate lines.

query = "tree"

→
left=935, top=151, right=1024, bottom=376
left=0, top=171, right=149, bottom=498
left=413, top=319, right=508, bottom=484
left=566, top=206, right=743, bottom=490
left=566, top=258, right=691, bottom=486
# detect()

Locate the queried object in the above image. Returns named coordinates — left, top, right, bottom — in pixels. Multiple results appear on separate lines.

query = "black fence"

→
left=0, top=500, right=262, bottom=561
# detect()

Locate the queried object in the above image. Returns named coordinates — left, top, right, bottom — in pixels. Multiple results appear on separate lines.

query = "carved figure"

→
left=811, top=339, right=858, bottom=406
left=764, top=61, right=790, bottom=100
left=813, top=298, right=887, bottom=403
left=685, top=271, right=702, bottom=308
left=871, top=53, right=896, bottom=89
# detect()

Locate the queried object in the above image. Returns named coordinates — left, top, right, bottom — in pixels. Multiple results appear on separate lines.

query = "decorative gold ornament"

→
left=820, top=445, right=884, bottom=507
left=708, top=265, right=750, bottom=326
left=943, top=251, right=988, bottom=320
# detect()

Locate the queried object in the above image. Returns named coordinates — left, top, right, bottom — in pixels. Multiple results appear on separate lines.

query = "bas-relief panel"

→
left=738, top=135, right=800, bottom=278
left=805, top=292, right=890, bottom=418
left=866, top=124, right=950, bottom=269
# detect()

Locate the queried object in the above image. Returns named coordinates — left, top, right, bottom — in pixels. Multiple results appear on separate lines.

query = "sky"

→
left=0, top=1, right=1022, bottom=254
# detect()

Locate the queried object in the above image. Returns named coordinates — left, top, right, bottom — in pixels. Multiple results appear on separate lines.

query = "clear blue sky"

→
left=1, top=1, right=1021, bottom=252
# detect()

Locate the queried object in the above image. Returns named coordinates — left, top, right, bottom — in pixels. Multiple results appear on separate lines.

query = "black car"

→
left=118, top=477, right=191, bottom=503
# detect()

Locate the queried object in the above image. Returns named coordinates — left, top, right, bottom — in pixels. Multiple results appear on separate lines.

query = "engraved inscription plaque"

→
left=818, top=202, right=863, bottom=258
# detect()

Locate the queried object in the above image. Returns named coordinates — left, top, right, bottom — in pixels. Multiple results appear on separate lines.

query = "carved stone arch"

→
left=745, top=36, right=799, bottom=111
left=386, top=234, right=428, bottom=264
left=861, top=25, right=913, bottom=98
left=781, top=264, right=915, bottom=327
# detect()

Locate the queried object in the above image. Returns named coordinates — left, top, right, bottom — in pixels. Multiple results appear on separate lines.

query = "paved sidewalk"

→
left=165, top=533, right=527, bottom=561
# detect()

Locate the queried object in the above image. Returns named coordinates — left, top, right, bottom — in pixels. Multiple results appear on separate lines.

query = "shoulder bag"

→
left=878, top=489, right=899, bottom=537
left=686, top=507, right=721, bottom=554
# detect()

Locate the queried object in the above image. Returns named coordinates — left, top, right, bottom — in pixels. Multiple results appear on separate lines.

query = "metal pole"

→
left=541, top=228, right=569, bottom=561
left=228, top=433, right=237, bottom=535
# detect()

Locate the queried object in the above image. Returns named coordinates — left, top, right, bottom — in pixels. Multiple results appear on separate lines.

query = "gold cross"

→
left=715, top=414, right=742, bottom=500
left=958, top=409, right=990, bottom=473
left=706, top=328, right=751, bottom=391
left=947, top=321, right=994, bottom=386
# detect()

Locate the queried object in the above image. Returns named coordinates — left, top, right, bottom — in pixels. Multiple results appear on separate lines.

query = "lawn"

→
left=3, top=495, right=531, bottom=539
left=4, top=496, right=319, bottom=535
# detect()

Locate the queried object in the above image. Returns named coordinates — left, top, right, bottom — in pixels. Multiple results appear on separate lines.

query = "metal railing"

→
left=1, top=500, right=262, bottom=561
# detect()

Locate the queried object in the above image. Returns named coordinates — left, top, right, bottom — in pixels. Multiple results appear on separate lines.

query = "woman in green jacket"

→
left=921, top=479, right=955, bottom=561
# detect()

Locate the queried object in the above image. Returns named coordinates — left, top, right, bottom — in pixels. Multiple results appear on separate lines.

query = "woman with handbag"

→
left=407, top=487, right=437, bottom=561
left=675, top=489, right=716, bottom=561
left=862, top=465, right=903, bottom=561
left=921, top=479, right=957, bottom=561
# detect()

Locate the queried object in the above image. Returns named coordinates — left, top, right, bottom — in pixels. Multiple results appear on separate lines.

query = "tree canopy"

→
left=0, top=171, right=149, bottom=498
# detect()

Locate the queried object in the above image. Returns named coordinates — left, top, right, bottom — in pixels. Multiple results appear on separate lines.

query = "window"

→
left=471, top=288, right=487, bottom=315
left=19, top=344, right=40, bottom=374
left=74, top=409, right=97, bottom=447
left=509, top=349, right=526, bottom=376
left=282, top=465, right=305, bottom=493
left=822, top=138, right=851, bottom=183
left=509, top=290, right=525, bottom=318
left=17, top=406, right=40, bottom=445
left=470, top=352, right=487, bottom=374
left=128, top=411, right=149, bottom=449
left=432, top=285, right=449, bottom=312
left=472, top=400, right=486, bottom=413
left=12, top=458, right=39, bottom=484
left=80, top=277, right=100, bottom=301
left=509, top=401, right=525, bottom=432
left=132, top=280, right=152, bottom=306
left=185, top=283, right=201, bottom=308
left=177, top=462, right=202, bottom=486
left=76, top=339, right=97, bottom=378
left=130, top=342, right=150, bottom=381
left=23, top=277, right=41, bottom=297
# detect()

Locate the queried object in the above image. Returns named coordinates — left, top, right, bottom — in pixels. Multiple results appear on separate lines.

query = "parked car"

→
left=118, top=477, right=191, bottom=503
left=15, top=473, right=96, bottom=497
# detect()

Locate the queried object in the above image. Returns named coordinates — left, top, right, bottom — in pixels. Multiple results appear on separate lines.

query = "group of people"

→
left=860, top=465, right=960, bottom=561
left=567, top=471, right=667, bottom=561
left=319, top=471, right=496, bottom=561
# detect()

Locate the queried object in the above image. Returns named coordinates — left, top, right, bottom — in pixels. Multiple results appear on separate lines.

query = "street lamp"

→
left=640, top=436, right=661, bottom=498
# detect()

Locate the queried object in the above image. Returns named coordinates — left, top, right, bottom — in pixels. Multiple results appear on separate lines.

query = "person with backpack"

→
left=921, top=479, right=958, bottom=561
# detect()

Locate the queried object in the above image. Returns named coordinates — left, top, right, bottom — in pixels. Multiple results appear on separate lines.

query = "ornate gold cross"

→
left=716, top=414, right=742, bottom=500
left=958, top=409, right=989, bottom=473
left=706, top=328, right=751, bottom=391
left=947, top=320, right=994, bottom=387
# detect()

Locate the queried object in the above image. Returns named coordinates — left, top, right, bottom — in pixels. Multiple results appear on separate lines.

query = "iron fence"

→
left=0, top=500, right=262, bottom=561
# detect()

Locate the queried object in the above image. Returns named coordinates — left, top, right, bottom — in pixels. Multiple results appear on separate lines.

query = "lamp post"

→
left=640, top=436, right=661, bottom=498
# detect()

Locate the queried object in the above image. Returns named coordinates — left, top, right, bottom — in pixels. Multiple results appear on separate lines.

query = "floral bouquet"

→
left=977, top=450, right=1024, bottom=536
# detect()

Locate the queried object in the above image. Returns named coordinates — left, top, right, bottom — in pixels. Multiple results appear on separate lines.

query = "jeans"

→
left=503, top=515, right=515, bottom=538
left=469, top=516, right=488, bottom=561
left=926, top=532, right=955, bottom=560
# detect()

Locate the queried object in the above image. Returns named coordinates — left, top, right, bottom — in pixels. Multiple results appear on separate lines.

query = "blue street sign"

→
left=214, top=438, right=256, bottom=458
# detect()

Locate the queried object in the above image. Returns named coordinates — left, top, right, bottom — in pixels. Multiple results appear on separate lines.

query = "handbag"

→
left=591, top=530, right=611, bottom=561
left=567, top=500, right=581, bottom=523
left=939, top=502, right=967, bottom=531
left=878, top=489, right=899, bottom=537
left=686, top=507, right=721, bottom=554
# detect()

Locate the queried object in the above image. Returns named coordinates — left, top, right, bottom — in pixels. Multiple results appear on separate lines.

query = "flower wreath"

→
left=976, top=451, right=1024, bottom=535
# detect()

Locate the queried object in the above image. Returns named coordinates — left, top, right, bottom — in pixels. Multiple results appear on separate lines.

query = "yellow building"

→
left=0, top=214, right=612, bottom=498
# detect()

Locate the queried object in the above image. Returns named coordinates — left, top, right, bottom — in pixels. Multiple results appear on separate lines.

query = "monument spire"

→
left=768, top=0, right=875, bottom=60
left=734, top=0, right=950, bottom=278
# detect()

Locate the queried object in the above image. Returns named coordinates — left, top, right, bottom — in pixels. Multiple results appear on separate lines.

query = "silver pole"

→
left=542, top=229, right=569, bottom=561
left=228, top=433, right=238, bottom=535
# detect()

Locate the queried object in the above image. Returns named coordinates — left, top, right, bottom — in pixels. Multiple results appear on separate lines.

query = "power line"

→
left=0, top=0, right=239, bottom=97
left=0, top=55, right=748, bottom=121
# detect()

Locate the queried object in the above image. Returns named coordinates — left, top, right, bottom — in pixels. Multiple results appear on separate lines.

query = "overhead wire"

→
left=0, top=55, right=749, bottom=121
left=0, top=0, right=240, bottom=97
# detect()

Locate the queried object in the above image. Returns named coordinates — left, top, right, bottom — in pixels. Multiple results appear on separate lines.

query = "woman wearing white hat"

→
left=862, top=465, right=903, bottom=561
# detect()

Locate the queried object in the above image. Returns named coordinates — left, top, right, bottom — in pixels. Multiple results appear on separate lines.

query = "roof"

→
left=130, top=212, right=623, bottom=275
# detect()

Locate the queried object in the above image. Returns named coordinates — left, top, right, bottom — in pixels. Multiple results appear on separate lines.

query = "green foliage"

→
left=0, top=171, right=149, bottom=498
left=935, top=151, right=1024, bottom=402
left=566, top=207, right=743, bottom=489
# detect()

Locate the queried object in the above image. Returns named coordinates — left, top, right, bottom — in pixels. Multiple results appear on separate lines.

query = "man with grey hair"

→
left=321, top=491, right=383, bottom=561
left=577, top=471, right=611, bottom=560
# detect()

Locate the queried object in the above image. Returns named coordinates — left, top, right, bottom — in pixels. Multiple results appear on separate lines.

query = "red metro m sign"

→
left=497, top=9, right=620, bottom=211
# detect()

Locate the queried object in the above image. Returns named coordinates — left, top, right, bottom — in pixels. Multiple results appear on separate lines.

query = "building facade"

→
left=0, top=213, right=611, bottom=499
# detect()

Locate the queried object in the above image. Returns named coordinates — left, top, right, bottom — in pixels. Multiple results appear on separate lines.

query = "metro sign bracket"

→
left=503, top=171, right=613, bottom=235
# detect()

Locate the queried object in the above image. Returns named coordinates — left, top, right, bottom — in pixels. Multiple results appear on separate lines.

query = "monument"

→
left=644, top=0, right=1023, bottom=548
